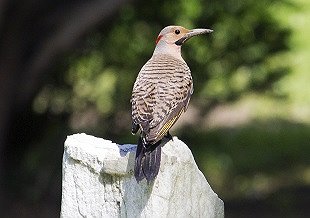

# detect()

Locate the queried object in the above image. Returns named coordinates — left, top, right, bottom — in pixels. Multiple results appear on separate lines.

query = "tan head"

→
left=153, top=25, right=213, bottom=59
left=155, top=25, right=213, bottom=46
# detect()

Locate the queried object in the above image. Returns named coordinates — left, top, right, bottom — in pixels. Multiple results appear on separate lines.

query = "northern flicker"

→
left=131, top=25, right=213, bottom=183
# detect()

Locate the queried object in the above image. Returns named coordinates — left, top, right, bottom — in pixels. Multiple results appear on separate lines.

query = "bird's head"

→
left=155, top=25, right=213, bottom=46
left=153, top=25, right=213, bottom=59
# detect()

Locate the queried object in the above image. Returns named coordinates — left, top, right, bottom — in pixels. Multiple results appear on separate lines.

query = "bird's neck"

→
left=152, top=40, right=183, bottom=60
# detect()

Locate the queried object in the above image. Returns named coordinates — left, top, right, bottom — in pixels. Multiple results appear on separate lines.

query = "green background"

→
left=0, top=0, right=309, bottom=217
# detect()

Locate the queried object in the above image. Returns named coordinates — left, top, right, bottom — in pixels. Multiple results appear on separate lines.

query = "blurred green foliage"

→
left=34, top=0, right=291, bottom=131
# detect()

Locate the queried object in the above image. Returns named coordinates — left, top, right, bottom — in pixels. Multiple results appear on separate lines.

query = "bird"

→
left=131, top=25, right=213, bottom=183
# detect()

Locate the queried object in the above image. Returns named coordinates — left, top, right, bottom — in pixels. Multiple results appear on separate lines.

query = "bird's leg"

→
left=165, top=131, right=173, bottom=141
left=159, top=132, right=172, bottom=145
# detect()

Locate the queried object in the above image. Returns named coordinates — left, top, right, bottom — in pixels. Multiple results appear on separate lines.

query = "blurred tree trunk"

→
left=0, top=0, right=131, bottom=212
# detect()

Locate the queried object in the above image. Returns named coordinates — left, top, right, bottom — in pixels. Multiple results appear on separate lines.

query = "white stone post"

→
left=61, top=133, right=224, bottom=218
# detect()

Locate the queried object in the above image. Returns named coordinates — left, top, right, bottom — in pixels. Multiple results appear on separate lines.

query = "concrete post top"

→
left=61, top=133, right=224, bottom=218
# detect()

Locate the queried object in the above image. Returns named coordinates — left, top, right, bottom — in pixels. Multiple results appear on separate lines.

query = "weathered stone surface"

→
left=61, top=133, right=224, bottom=218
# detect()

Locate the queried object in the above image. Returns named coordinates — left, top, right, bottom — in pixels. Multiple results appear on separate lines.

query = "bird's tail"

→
left=134, top=135, right=171, bottom=183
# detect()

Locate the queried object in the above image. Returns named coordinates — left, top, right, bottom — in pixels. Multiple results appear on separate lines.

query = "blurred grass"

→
left=181, top=119, right=310, bottom=199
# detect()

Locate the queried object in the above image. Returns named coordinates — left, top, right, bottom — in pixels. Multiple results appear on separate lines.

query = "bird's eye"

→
left=175, top=29, right=180, bottom=34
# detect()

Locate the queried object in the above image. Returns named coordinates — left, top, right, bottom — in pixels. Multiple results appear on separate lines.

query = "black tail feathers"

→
left=134, top=134, right=172, bottom=183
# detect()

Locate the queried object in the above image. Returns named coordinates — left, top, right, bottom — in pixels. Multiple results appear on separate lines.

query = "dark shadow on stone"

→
left=117, top=144, right=137, bottom=157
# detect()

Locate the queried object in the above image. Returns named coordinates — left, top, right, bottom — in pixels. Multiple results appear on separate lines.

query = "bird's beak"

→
left=175, top=28, right=213, bottom=46
left=187, top=28, right=213, bottom=38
